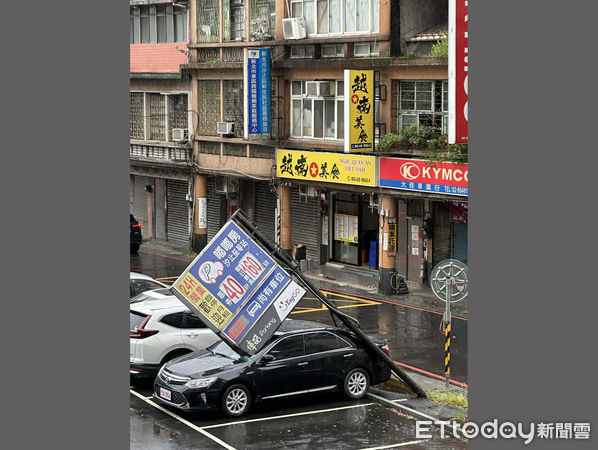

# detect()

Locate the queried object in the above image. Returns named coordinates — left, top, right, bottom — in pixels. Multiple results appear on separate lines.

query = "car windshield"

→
left=208, top=340, right=252, bottom=362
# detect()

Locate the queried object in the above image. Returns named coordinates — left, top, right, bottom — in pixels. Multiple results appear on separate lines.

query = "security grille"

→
left=198, top=0, right=220, bottom=43
left=198, top=80, right=221, bottom=136
left=223, top=80, right=244, bottom=137
left=149, top=94, right=166, bottom=140
left=130, top=93, right=144, bottom=139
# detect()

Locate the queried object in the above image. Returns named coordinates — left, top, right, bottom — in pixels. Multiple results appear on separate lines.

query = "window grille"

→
left=250, top=0, right=275, bottom=41
left=223, top=80, right=244, bottom=138
left=130, top=5, right=187, bottom=44
left=198, top=80, right=221, bottom=136
left=149, top=94, right=166, bottom=141
left=168, top=94, right=188, bottom=131
left=397, top=80, right=448, bottom=133
left=198, top=0, right=220, bottom=43
left=200, top=141, right=221, bottom=155
left=250, top=145, right=275, bottom=159
left=223, top=143, right=246, bottom=157
left=130, top=93, right=145, bottom=139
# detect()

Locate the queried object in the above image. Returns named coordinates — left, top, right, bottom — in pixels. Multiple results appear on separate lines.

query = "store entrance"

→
left=332, top=193, right=378, bottom=268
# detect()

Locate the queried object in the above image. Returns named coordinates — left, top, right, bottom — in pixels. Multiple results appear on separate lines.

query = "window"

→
left=198, top=80, right=221, bottom=135
left=182, top=312, right=207, bottom=329
left=354, top=41, right=379, bottom=57
left=305, top=332, right=351, bottom=354
left=398, top=80, right=448, bottom=133
left=198, top=0, right=220, bottom=43
left=266, top=335, right=305, bottom=360
left=321, top=44, right=344, bottom=58
left=290, top=80, right=344, bottom=140
left=250, top=0, right=275, bottom=41
left=223, top=80, right=245, bottom=138
left=130, top=5, right=188, bottom=44
left=291, top=0, right=379, bottom=36
left=161, top=312, right=185, bottom=328
left=130, top=312, right=148, bottom=332
left=129, top=92, right=189, bottom=141
left=290, top=45, right=315, bottom=59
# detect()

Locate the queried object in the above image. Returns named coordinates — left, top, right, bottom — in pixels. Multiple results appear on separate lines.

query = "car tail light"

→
left=132, top=221, right=142, bottom=228
left=381, top=344, right=390, bottom=356
left=130, top=316, right=158, bottom=339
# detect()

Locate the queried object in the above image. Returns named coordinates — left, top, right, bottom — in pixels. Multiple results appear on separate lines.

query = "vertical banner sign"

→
left=448, top=0, right=468, bottom=144
left=171, top=220, right=305, bottom=355
left=344, top=70, right=374, bottom=153
left=244, top=48, right=271, bottom=139
left=387, top=217, right=397, bottom=255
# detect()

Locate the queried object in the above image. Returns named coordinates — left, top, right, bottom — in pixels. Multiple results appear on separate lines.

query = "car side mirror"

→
left=260, top=354, right=276, bottom=364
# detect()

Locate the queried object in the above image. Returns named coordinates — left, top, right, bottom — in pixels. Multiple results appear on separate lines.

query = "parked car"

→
left=130, top=292, right=220, bottom=380
left=130, top=213, right=142, bottom=253
left=153, top=319, right=391, bottom=417
left=130, top=272, right=168, bottom=299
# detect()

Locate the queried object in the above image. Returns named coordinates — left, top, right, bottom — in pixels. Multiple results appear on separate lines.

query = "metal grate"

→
left=198, top=0, right=220, bottom=43
left=222, top=47, right=244, bottom=62
left=223, top=143, right=246, bottom=157
left=223, top=80, right=244, bottom=138
left=200, top=141, right=221, bottom=155
left=168, top=94, right=188, bottom=132
left=198, top=80, right=221, bottom=136
left=149, top=94, right=166, bottom=140
left=154, top=387, right=188, bottom=406
left=250, top=145, right=274, bottom=159
left=130, top=93, right=145, bottom=139
left=197, top=48, right=220, bottom=62
left=250, top=0, right=275, bottom=41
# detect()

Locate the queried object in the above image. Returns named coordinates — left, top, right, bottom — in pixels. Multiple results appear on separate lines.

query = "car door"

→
left=303, top=331, right=355, bottom=391
left=179, top=311, right=219, bottom=351
left=253, top=334, right=308, bottom=400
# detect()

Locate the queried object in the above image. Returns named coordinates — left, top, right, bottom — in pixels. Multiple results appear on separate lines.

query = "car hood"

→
left=164, top=350, right=245, bottom=378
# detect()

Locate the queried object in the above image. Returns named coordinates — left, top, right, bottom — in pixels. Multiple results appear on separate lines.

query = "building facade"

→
left=133, top=0, right=468, bottom=291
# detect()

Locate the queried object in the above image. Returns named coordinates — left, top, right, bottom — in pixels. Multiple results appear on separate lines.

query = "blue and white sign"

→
left=171, top=220, right=305, bottom=355
left=245, top=48, right=271, bottom=137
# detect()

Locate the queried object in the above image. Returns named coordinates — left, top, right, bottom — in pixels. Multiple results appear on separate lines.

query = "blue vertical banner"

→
left=246, top=48, right=270, bottom=137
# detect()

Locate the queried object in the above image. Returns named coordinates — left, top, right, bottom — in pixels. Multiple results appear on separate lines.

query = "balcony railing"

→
left=130, top=142, right=192, bottom=164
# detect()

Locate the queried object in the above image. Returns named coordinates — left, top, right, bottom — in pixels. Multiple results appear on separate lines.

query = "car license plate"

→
left=159, top=387, right=172, bottom=401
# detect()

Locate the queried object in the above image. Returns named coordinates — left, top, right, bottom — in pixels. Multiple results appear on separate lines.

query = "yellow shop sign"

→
left=344, top=70, right=374, bottom=153
left=276, top=149, right=377, bottom=187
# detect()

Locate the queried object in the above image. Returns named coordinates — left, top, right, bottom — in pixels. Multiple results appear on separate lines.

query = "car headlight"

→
left=185, top=377, right=217, bottom=389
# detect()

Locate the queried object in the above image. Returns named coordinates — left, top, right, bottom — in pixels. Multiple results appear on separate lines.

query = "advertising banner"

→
left=245, top=48, right=271, bottom=138
left=344, top=70, right=374, bottom=153
left=170, top=220, right=305, bottom=355
left=276, top=149, right=377, bottom=187
left=334, top=214, right=359, bottom=243
left=448, top=0, right=468, bottom=144
left=380, top=157, right=468, bottom=196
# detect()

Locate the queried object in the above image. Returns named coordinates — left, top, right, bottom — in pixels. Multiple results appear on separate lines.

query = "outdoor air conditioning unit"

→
left=305, top=81, right=332, bottom=97
left=217, top=122, right=235, bottom=135
left=369, top=192, right=379, bottom=209
left=283, top=18, right=307, bottom=40
left=172, top=128, right=188, bottom=141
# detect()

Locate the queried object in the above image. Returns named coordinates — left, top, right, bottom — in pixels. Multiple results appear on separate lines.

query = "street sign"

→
left=431, top=259, right=469, bottom=303
left=170, top=220, right=305, bottom=355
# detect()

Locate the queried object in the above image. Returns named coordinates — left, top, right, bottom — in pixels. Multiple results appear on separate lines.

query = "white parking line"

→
left=359, top=440, right=429, bottom=450
left=130, top=390, right=236, bottom=450
left=390, top=399, right=409, bottom=403
left=202, top=402, right=376, bottom=429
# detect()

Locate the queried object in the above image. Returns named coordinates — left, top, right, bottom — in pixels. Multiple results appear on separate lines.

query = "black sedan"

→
left=153, top=320, right=391, bottom=417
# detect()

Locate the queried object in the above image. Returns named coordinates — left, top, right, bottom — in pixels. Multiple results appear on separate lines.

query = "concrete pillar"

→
left=278, top=184, right=292, bottom=255
left=378, top=194, right=397, bottom=295
left=192, top=174, right=208, bottom=253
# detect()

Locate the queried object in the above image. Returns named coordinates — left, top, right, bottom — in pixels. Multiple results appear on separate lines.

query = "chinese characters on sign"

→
left=379, top=157, right=468, bottom=197
left=387, top=217, right=397, bottom=255
left=245, top=48, right=271, bottom=138
left=276, top=149, right=376, bottom=187
left=344, top=70, right=374, bottom=153
left=171, top=221, right=305, bottom=355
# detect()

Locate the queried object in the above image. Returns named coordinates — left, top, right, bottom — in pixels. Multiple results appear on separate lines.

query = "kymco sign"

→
left=380, top=158, right=468, bottom=197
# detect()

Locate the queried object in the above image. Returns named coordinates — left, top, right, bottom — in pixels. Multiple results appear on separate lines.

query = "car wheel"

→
left=221, top=384, right=251, bottom=417
left=344, top=368, right=370, bottom=400
left=130, top=244, right=140, bottom=254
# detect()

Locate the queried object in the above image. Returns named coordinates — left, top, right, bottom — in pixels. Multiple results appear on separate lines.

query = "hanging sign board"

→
left=344, top=70, right=374, bottom=153
left=448, top=0, right=468, bottom=144
left=244, top=48, right=271, bottom=139
left=387, top=217, right=397, bottom=255
left=276, top=149, right=376, bottom=187
left=170, top=220, right=305, bottom=355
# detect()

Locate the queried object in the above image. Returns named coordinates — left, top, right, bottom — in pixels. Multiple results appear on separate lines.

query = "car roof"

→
left=130, top=292, right=188, bottom=314
left=275, top=319, right=340, bottom=335
left=130, top=272, right=160, bottom=281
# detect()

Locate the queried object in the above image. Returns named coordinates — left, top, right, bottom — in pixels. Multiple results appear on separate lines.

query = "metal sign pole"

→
left=444, top=277, right=454, bottom=389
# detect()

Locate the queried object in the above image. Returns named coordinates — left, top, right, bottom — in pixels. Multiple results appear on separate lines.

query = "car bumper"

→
left=153, top=379, right=222, bottom=412
left=130, top=363, right=161, bottom=378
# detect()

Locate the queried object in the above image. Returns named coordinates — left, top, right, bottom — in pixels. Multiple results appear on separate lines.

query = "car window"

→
left=130, top=311, right=147, bottom=331
left=131, top=279, right=165, bottom=297
left=160, top=312, right=185, bottom=328
left=305, top=331, right=347, bottom=354
left=182, top=312, right=207, bottom=329
left=266, top=335, right=305, bottom=360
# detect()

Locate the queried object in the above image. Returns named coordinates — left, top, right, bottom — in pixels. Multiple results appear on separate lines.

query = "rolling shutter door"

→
left=207, top=178, right=222, bottom=242
left=133, top=175, right=152, bottom=238
left=254, top=182, right=277, bottom=245
left=166, top=179, right=189, bottom=243
left=451, top=222, right=468, bottom=265
left=432, top=202, right=450, bottom=267
left=291, top=186, right=320, bottom=263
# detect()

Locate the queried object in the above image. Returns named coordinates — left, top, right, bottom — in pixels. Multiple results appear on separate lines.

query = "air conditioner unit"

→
left=217, top=122, right=235, bottom=135
left=305, top=81, right=332, bottom=97
left=369, top=192, right=379, bottom=208
left=283, top=17, right=307, bottom=40
left=172, top=128, right=188, bottom=141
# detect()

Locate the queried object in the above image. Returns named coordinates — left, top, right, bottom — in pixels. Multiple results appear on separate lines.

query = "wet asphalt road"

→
left=130, top=248, right=468, bottom=449
left=130, top=250, right=468, bottom=384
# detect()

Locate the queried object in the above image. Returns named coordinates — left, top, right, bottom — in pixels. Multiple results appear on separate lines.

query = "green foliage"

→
left=377, top=124, right=468, bottom=164
left=428, top=390, right=468, bottom=409
left=430, top=36, right=448, bottom=59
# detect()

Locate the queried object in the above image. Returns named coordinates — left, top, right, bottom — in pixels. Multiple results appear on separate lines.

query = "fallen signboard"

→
left=170, top=220, right=305, bottom=355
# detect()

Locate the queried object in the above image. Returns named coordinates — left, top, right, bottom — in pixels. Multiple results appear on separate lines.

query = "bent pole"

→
left=232, top=210, right=427, bottom=398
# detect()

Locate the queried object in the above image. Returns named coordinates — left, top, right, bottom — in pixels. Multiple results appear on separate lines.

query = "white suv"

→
left=130, top=289, right=220, bottom=379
